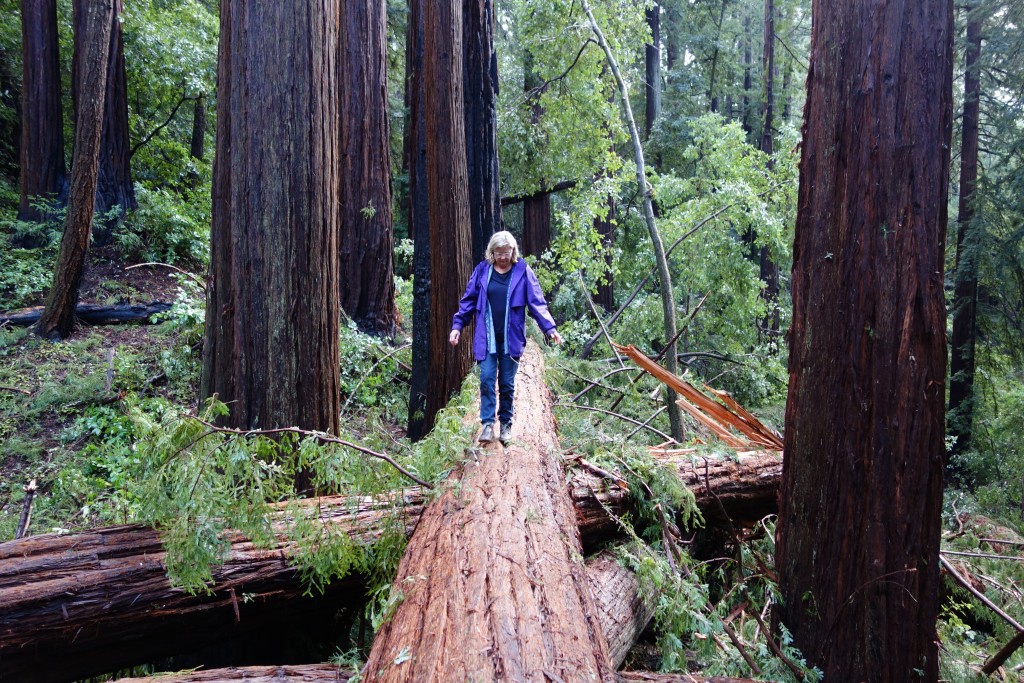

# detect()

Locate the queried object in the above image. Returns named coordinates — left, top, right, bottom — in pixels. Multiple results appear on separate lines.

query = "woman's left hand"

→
left=548, top=330, right=564, bottom=345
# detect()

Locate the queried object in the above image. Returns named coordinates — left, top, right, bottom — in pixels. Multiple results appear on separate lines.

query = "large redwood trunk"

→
left=405, top=0, right=432, bottom=441
left=463, top=0, right=502, bottom=259
left=72, top=0, right=135, bottom=234
left=34, top=0, right=114, bottom=340
left=18, top=0, right=66, bottom=226
left=422, top=0, right=474, bottom=433
left=338, top=0, right=397, bottom=336
left=775, top=1, right=953, bottom=679
left=363, top=343, right=616, bottom=681
left=948, top=6, right=982, bottom=464
left=200, top=2, right=342, bottom=447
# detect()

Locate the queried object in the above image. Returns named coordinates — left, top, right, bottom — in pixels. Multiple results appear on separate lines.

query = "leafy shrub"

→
left=115, top=184, right=211, bottom=266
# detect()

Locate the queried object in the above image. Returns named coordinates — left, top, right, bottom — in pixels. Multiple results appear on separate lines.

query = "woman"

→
left=450, top=231, right=563, bottom=444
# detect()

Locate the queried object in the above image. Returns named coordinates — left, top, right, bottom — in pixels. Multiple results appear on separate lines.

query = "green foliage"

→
left=338, top=322, right=411, bottom=423
left=114, top=183, right=211, bottom=266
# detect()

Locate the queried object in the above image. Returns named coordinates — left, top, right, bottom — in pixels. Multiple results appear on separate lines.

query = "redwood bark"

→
left=594, top=195, right=616, bottom=312
left=73, top=0, right=136, bottom=231
left=463, top=0, right=502, bottom=259
left=521, top=61, right=551, bottom=258
left=34, top=0, right=114, bottom=340
left=200, top=2, right=341, bottom=445
left=18, top=0, right=66, bottom=225
left=0, top=42, right=19, bottom=182
left=362, top=343, right=616, bottom=682
left=338, top=0, right=397, bottom=336
left=422, top=0, right=474, bottom=433
left=406, top=0, right=432, bottom=441
left=190, top=93, right=206, bottom=161
left=0, top=452, right=782, bottom=682
left=775, top=1, right=953, bottom=680
left=948, top=7, right=982, bottom=463
left=758, top=0, right=780, bottom=341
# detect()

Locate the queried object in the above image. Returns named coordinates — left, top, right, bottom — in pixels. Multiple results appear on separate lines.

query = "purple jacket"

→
left=451, top=260, right=558, bottom=361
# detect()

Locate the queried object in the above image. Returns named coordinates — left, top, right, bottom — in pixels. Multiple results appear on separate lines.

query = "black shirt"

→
left=487, top=268, right=512, bottom=346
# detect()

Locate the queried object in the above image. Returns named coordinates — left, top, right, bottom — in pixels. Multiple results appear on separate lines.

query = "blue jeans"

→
left=479, top=352, right=520, bottom=425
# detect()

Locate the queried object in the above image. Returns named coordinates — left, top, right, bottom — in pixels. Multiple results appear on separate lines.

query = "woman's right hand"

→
left=449, top=330, right=460, bottom=346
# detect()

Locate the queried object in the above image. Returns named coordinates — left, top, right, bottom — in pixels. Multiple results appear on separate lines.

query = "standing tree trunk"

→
left=708, top=0, right=727, bottom=113
left=0, top=41, right=20, bottom=182
left=35, top=0, right=114, bottom=340
left=422, top=0, right=473, bottom=433
left=73, top=0, right=135, bottom=239
left=18, top=0, right=66, bottom=226
left=644, top=2, right=660, bottom=141
left=948, top=5, right=982, bottom=466
left=775, top=1, right=953, bottom=680
left=406, top=0, right=432, bottom=441
left=200, top=2, right=342, bottom=456
left=190, top=93, right=206, bottom=161
left=593, top=195, right=616, bottom=312
left=582, top=0, right=683, bottom=443
left=338, top=0, right=396, bottom=337
left=521, top=55, right=551, bottom=259
left=758, top=0, right=780, bottom=343
left=463, top=0, right=502, bottom=260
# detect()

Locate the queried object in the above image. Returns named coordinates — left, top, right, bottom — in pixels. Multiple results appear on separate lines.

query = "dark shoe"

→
left=479, top=423, right=495, bottom=442
left=499, top=422, right=512, bottom=445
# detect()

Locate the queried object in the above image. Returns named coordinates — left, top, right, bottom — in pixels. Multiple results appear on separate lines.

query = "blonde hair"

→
left=485, top=231, right=520, bottom=265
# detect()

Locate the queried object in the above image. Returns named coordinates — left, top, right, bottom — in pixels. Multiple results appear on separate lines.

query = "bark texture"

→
left=463, top=0, right=502, bottom=259
left=72, top=0, right=136, bottom=228
left=338, top=0, right=396, bottom=336
left=948, top=6, right=982, bottom=462
left=405, top=0, right=432, bottom=441
left=362, top=343, right=616, bottom=682
left=3, top=301, right=171, bottom=327
left=775, top=1, right=953, bottom=680
left=644, top=3, right=660, bottom=140
left=35, top=0, right=114, bottom=340
left=18, top=0, right=66, bottom=224
left=200, top=2, right=342, bottom=441
left=190, top=93, right=206, bottom=161
left=422, top=0, right=474, bottom=433
left=758, top=0, right=780, bottom=341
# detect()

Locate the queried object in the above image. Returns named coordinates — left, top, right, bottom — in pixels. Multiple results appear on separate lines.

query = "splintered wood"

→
left=611, top=343, right=783, bottom=453
left=361, top=341, right=615, bottom=682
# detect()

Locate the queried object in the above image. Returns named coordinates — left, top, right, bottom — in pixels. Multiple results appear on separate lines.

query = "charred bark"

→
left=338, top=0, right=397, bottom=336
left=18, top=0, right=66, bottom=227
left=190, top=93, right=206, bottom=161
left=594, top=194, right=616, bottom=312
left=463, top=0, right=502, bottom=259
left=0, top=41, right=19, bottom=183
left=3, top=301, right=171, bottom=327
left=948, top=5, right=982, bottom=465
left=72, top=0, right=135, bottom=239
left=775, top=2, right=953, bottom=679
left=405, top=0, right=432, bottom=441
left=758, top=0, right=780, bottom=343
left=422, top=0, right=474, bottom=433
left=362, top=343, right=617, bottom=681
left=200, top=2, right=342, bottom=451
left=34, top=0, right=114, bottom=340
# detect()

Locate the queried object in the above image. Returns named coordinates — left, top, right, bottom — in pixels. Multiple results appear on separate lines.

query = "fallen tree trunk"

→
left=0, top=301, right=172, bottom=327
left=362, top=343, right=617, bottom=681
left=111, top=550, right=656, bottom=683
left=0, top=451, right=781, bottom=682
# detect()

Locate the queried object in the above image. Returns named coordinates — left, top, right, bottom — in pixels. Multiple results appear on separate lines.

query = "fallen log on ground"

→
left=0, top=450, right=781, bottom=682
left=0, top=301, right=173, bottom=327
left=361, top=342, right=617, bottom=681
left=111, top=550, right=656, bottom=682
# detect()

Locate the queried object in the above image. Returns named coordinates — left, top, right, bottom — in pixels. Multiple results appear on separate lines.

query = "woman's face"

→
left=494, top=247, right=513, bottom=268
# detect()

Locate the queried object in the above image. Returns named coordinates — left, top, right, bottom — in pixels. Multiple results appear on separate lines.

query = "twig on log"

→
left=575, top=457, right=630, bottom=492
left=557, top=401, right=674, bottom=443
left=568, top=366, right=635, bottom=403
left=747, top=603, right=805, bottom=679
left=979, top=538, right=1024, bottom=548
left=986, top=630, right=1024, bottom=676
left=0, top=385, right=32, bottom=395
left=192, top=418, right=432, bottom=489
left=339, top=342, right=411, bottom=415
left=943, top=550, right=1024, bottom=563
left=626, top=406, right=667, bottom=440
left=125, top=262, right=206, bottom=290
left=15, top=479, right=37, bottom=539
